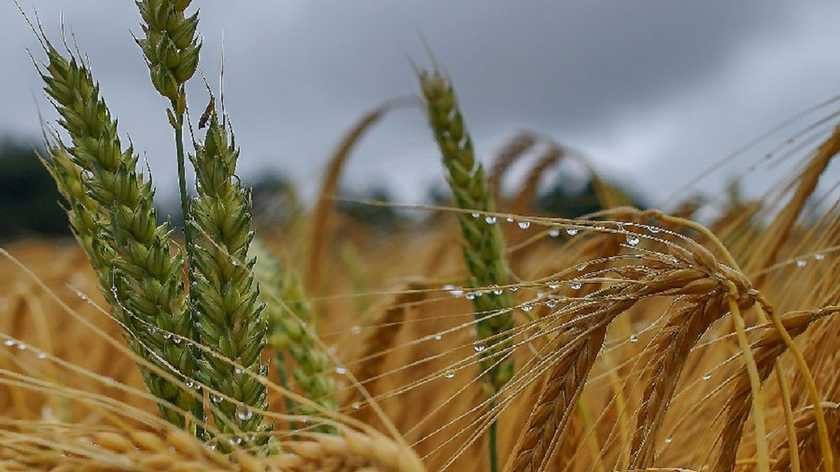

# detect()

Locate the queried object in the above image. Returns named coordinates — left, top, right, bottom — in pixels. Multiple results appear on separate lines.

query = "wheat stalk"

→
left=712, top=307, right=840, bottom=472
left=418, top=69, right=515, bottom=395
left=419, top=68, right=517, bottom=471
left=38, top=42, right=199, bottom=429
left=488, top=131, right=538, bottom=200
left=250, top=239, right=338, bottom=425
left=189, top=110, right=271, bottom=445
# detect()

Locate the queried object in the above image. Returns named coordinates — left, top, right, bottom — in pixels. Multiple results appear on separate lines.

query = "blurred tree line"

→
left=0, top=138, right=69, bottom=240
left=0, top=136, right=644, bottom=241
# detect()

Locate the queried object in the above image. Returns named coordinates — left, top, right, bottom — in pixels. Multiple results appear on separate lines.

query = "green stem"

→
left=173, top=110, right=203, bottom=436
left=174, top=116, right=194, bottom=253
left=275, top=352, right=298, bottom=432
left=489, top=418, right=499, bottom=472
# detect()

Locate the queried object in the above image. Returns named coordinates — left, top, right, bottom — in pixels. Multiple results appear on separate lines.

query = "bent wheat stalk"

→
left=712, top=306, right=840, bottom=472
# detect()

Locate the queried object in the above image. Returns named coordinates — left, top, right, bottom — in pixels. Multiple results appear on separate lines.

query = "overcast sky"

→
left=4, top=1, right=840, bottom=212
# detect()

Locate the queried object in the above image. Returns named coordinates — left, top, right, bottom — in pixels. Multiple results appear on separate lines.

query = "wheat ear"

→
left=418, top=69, right=515, bottom=394
left=712, top=307, right=840, bottom=472
left=488, top=131, right=538, bottom=199
left=39, top=44, right=198, bottom=428
left=419, top=68, right=516, bottom=472
left=135, top=0, right=202, bottom=353
left=189, top=110, right=271, bottom=444
left=250, top=239, right=338, bottom=423
left=135, top=0, right=200, bottom=107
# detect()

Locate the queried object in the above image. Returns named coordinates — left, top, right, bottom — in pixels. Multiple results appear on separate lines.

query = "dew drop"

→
left=569, top=281, right=582, bottom=290
left=547, top=280, right=561, bottom=290
left=37, top=352, right=48, bottom=360
left=465, top=292, right=477, bottom=301
left=471, top=212, right=480, bottom=219
left=626, top=235, right=640, bottom=247
left=3, top=339, right=16, bottom=347
left=474, top=343, right=486, bottom=353
left=443, top=369, right=455, bottom=379
left=208, top=443, right=217, bottom=451
left=521, top=303, right=534, bottom=312
left=566, top=228, right=579, bottom=236
left=795, top=259, right=807, bottom=268
left=647, top=225, right=660, bottom=234
left=517, top=221, right=531, bottom=230
left=629, top=334, right=639, bottom=343
left=484, top=216, right=497, bottom=225
left=443, top=284, right=464, bottom=298
left=506, top=217, right=514, bottom=223
left=815, top=253, right=826, bottom=261
left=234, top=367, right=244, bottom=375
left=235, top=405, right=254, bottom=421
left=433, top=334, right=443, bottom=341
left=544, top=298, right=559, bottom=309
left=16, top=343, right=27, bottom=351
left=229, top=436, right=243, bottom=446
left=508, top=286, right=519, bottom=293
left=335, top=366, right=347, bottom=375
left=703, top=372, right=712, bottom=381
left=211, top=393, right=224, bottom=404
left=185, top=380, right=194, bottom=389
left=172, top=336, right=182, bottom=345
left=548, top=228, right=561, bottom=238
left=491, top=285, right=503, bottom=296
left=664, top=437, right=673, bottom=444
left=352, top=402, right=362, bottom=410
left=351, top=325, right=362, bottom=335
left=162, top=332, right=172, bottom=341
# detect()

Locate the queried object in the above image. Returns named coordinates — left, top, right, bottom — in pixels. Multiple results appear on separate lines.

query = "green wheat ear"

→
left=419, top=68, right=515, bottom=472
left=189, top=109, right=272, bottom=446
left=250, top=239, right=337, bottom=430
left=39, top=44, right=200, bottom=428
left=135, top=0, right=200, bottom=108
left=418, top=69, right=515, bottom=393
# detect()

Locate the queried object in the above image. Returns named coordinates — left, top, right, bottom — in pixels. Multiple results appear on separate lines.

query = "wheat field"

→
left=1, top=2, right=840, bottom=471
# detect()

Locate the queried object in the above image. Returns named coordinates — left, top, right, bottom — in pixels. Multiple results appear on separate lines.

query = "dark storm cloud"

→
left=2, top=1, right=839, bottom=208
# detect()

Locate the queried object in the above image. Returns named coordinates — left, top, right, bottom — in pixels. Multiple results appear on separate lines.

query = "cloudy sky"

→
left=3, top=1, right=840, bottom=211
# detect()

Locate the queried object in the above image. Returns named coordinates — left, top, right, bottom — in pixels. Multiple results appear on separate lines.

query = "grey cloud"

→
left=1, top=1, right=838, bottom=210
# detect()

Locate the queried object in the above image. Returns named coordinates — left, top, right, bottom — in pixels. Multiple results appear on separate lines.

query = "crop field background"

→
left=1, top=2, right=840, bottom=471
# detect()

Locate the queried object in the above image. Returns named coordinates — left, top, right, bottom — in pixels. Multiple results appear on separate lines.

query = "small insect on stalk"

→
left=189, top=104, right=272, bottom=448
left=418, top=67, right=515, bottom=472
